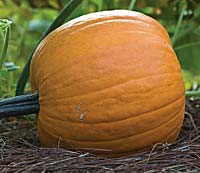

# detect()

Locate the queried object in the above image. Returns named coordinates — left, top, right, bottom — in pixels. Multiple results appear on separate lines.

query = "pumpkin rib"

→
left=101, top=123, right=182, bottom=157
left=33, top=31, right=174, bottom=88
left=39, top=70, right=182, bottom=99
left=55, top=10, right=171, bottom=44
left=39, top=72, right=183, bottom=102
left=33, top=31, right=175, bottom=85
left=101, top=124, right=182, bottom=157
left=75, top=79, right=184, bottom=109
left=33, top=33, right=180, bottom=100
left=38, top=101, right=184, bottom=143
left=68, top=19, right=170, bottom=43
left=54, top=96, right=183, bottom=124
left=35, top=35, right=178, bottom=96
left=40, top=92, right=184, bottom=125
left=38, top=98, right=184, bottom=143
left=80, top=118, right=184, bottom=155
left=164, top=122, right=182, bottom=142
left=40, top=98, right=184, bottom=133
left=38, top=106, right=183, bottom=152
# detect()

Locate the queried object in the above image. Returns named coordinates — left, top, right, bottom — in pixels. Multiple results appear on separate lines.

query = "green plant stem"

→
left=174, top=41, right=200, bottom=51
left=128, top=0, right=136, bottom=10
left=16, top=0, right=83, bottom=96
left=0, top=27, right=9, bottom=71
left=171, top=3, right=187, bottom=46
left=173, top=21, right=195, bottom=43
left=186, top=90, right=200, bottom=98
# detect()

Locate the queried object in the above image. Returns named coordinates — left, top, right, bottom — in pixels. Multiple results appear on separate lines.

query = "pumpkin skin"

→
left=30, top=10, right=185, bottom=157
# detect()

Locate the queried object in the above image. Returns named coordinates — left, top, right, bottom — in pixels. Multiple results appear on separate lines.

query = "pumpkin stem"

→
left=0, top=93, right=39, bottom=118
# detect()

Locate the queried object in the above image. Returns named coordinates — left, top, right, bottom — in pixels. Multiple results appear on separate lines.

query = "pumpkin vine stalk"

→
left=0, top=93, right=39, bottom=118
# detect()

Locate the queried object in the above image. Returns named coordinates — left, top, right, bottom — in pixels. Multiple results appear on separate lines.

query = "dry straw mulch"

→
left=0, top=98, right=199, bottom=173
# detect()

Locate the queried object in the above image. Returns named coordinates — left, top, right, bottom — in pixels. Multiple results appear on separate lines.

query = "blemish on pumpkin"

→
left=80, top=112, right=86, bottom=122
left=76, top=104, right=81, bottom=112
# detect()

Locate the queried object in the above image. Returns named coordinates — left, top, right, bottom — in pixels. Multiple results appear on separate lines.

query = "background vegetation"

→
left=0, top=0, right=200, bottom=98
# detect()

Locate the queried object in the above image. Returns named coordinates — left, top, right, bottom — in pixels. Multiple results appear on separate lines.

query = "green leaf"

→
left=16, top=0, right=83, bottom=96
left=182, top=70, right=193, bottom=90
left=140, top=7, right=154, bottom=15
left=194, top=28, right=200, bottom=36
left=194, top=6, right=200, bottom=17
left=91, top=0, right=103, bottom=11
left=171, top=1, right=187, bottom=46
left=175, top=33, right=200, bottom=75
left=128, top=0, right=136, bottom=10
left=0, top=25, right=10, bottom=70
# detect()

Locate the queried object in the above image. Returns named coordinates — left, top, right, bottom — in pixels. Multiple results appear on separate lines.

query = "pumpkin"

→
left=30, top=10, right=185, bottom=157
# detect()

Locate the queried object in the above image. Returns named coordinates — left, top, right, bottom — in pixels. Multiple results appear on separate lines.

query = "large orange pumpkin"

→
left=30, top=10, right=185, bottom=157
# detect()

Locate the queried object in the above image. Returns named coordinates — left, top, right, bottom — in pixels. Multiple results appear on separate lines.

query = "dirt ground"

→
left=0, top=98, right=199, bottom=172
